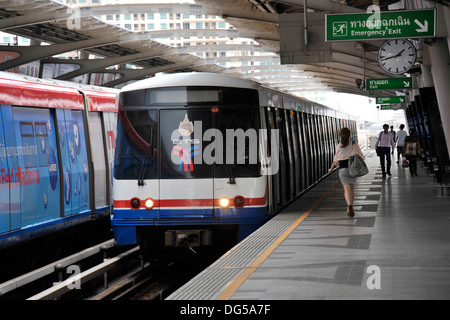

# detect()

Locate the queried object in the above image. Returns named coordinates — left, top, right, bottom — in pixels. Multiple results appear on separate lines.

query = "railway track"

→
left=1, top=239, right=219, bottom=300
left=0, top=239, right=142, bottom=300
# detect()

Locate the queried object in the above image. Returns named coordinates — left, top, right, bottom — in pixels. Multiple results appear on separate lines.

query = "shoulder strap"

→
left=377, top=132, right=382, bottom=146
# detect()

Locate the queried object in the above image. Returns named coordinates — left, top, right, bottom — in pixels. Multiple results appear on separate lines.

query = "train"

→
left=0, top=72, right=118, bottom=248
left=111, top=72, right=356, bottom=254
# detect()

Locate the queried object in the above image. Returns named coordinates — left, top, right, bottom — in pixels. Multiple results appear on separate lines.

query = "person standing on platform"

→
left=389, top=125, right=396, bottom=140
left=375, top=124, right=396, bottom=177
left=395, top=124, right=408, bottom=164
left=403, top=129, right=422, bottom=176
left=328, top=127, right=365, bottom=217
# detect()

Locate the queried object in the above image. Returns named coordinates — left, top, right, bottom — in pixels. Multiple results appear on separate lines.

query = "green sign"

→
left=366, top=77, right=412, bottom=90
left=380, top=104, right=391, bottom=110
left=326, top=9, right=436, bottom=41
left=376, top=96, right=406, bottom=104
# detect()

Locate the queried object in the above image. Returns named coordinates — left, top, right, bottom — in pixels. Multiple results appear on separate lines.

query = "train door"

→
left=275, top=108, right=289, bottom=205
left=4, top=107, right=61, bottom=227
left=159, top=109, right=214, bottom=218
left=265, top=108, right=280, bottom=211
left=283, top=109, right=295, bottom=200
left=88, top=112, right=107, bottom=211
left=103, top=112, right=117, bottom=205
left=296, top=112, right=306, bottom=192
left=290, top=110, right=301, bottom=195
left=318, top=115, right=327, bottom=175
left=315, top=115, right=323, bottom=178
left=0, top=109, right=10, bottom=233
left=56, top=109, right=89, bottom=216
left=1, top=107, right=21, bottom=230
left=300, top=112, right=312, bottom=187
left=325, top=116, right=332, bottom=169
left=72, top=110, right=90, bottom=213
left=308, top=114, right=318, bottom=182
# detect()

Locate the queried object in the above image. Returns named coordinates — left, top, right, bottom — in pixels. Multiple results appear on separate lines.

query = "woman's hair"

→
left=340, top=127, right=351, bottom=147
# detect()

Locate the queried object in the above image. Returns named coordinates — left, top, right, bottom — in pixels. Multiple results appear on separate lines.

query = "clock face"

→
left=378, top=39, right=417, bottom=75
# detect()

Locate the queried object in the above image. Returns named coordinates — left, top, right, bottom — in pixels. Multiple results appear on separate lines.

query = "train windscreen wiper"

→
left=225, top=164, right=236, bottom=185
left=137, top=130, right=154, bottom=186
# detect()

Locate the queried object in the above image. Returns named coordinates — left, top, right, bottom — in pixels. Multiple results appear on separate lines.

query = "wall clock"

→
left=378, top=39, right=417, bottom=75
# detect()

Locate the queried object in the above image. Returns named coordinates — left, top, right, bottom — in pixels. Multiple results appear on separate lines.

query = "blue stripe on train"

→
left=0, top=211, right=92, bottom=248
left=110, top=206, right=269, bottom=245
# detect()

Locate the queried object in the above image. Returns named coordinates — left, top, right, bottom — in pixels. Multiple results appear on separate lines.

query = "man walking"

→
left=395, top=124, right=407, bottom=164
left=375, top=124, right=396, bottom=177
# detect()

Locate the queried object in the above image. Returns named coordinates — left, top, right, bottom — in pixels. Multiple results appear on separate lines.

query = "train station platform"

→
left=167, top=150, right=450, bottom=300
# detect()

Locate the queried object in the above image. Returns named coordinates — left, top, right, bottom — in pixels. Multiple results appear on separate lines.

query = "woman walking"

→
left=328, top=127, right=365, bottom=217
left=403, top=129, right=422, bottom=176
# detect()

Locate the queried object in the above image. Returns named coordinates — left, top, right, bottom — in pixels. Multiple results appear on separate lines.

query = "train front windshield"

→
left=114, top=87, right=261, bottom=181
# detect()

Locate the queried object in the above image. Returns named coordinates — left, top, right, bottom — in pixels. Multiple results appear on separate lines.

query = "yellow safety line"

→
left=216, top=180, right=340, bottom=300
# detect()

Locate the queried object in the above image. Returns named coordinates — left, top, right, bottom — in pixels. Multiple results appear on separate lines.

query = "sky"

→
left=326, top=92, right=407, bottom=128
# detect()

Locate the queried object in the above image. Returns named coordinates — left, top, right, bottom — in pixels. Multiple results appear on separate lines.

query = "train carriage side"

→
left=0, top=75, right=117, bottom=248
left=83, top=89, right=118, bottom=217
left=259, top=87, right=356, bottom=213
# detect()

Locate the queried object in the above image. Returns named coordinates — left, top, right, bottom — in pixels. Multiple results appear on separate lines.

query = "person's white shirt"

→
left=396, top=130, right=407, bottom=147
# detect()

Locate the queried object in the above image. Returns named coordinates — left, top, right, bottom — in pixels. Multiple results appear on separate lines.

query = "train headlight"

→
left=144, top=198, right=154, bottom=210
left=219, top=197, right=230, bottom=208
left=130, top=198, right=141, bottom=210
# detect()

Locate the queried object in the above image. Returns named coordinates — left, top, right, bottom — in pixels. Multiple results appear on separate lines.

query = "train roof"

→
left=121, top=72, right=260, bottom=93
left=0, top=71, right=118, bottom=112
left=121, top=72, right=352, bottom=119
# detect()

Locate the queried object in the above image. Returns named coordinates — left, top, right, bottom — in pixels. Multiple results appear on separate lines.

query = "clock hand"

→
left=381, top=49, right=406, bottom=61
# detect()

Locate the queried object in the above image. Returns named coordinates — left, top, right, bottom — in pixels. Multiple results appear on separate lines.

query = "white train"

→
left=111, top=72, right=356, bottom=254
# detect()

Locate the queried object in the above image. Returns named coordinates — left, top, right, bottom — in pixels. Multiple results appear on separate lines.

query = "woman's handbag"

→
left=348, top=142, right=369, bottom=178
left=349, top=155, right=369, bottom=177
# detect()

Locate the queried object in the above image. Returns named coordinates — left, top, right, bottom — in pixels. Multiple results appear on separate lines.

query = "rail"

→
left=27, top=246, right=140, bottom=300
left=0, top=239, right=115, bottom=297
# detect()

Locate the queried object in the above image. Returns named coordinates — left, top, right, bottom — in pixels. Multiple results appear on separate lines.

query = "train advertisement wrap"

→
left=0, top=72, right=118, bottom=247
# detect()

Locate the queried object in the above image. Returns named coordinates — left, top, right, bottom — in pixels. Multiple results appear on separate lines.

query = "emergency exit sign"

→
left=366, top=77, right=412, bottom=90
left=326, top=9, right=436, bottom=41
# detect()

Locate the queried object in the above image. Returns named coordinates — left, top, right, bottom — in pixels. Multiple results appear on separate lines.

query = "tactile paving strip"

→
left=166, top=172, right=341, bottom=300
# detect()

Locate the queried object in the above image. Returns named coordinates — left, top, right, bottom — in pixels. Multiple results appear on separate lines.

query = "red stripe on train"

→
left=113, top=195, right=266, bottom=209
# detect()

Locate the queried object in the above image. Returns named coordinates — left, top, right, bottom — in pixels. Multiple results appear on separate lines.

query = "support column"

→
left=424, top=38, right=450, bottom=158
left=420, top=64, right=434, bottom=87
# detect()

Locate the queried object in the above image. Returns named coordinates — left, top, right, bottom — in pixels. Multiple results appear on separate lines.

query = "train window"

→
left=145, top=87, right=258, bottom=107
left=215, top=107, right=260, bottom=178
left=35, top=122, right=51, bottom=167
left=160, top=109, right=212, bottom=179
left=149, top=87, right=220, bottom=104
left=114, top=109, right=158, bottom=180
left=20, top=121, right=38, bottom=168
left=121, top=89, right=146, bottom=106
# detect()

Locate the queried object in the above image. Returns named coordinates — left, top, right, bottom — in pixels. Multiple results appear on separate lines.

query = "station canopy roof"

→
left=0, top=0, right=413, bottom=97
